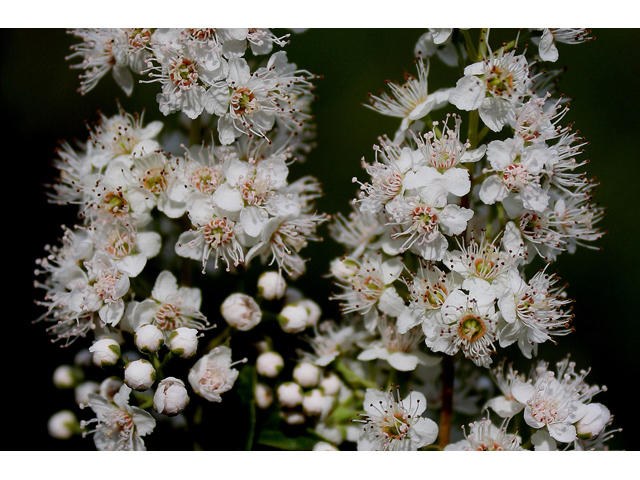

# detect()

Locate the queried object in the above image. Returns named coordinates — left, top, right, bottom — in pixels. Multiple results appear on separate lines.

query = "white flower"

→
left=386, top=194, right=473, bottom=261
left=355, top=387, right=438, bottom=451
left=301, top=320, right=360, bottom=367
left=89, top=338, right=121, bottom=368
left=429, top=289, right=499, bottom=368
left=511, top=357, right=601, bottom=443
left=221, top=293, right=262, bottom=331
left=331, top=253, right=405, bottom=332
left=414, top=29, right=459, bottom=67
left=445, top=417, right=522, bottom=451
left=366, top=58, right=450, bottom=142
left=449, top=48, right=532, bottom=132
left=479, top=136, right=553, bottom=214
left=168, top=327, right=199, bottom=359
left=188, top=346, right=245, bottom=403
left=131, top=270, right=210, bottom=339
left=153, top=377, right=190, bottom=416
left=497, top=268, right=573, bottom=358
left=124, top=359, right=156, bottom=391
left=82, top=384, right=156, bottom=451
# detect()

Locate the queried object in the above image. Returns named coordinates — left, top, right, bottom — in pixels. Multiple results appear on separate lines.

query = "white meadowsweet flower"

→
left=175, top=200, right=245, bottom=272
left=329, top=206, right=386, bottom=258
left=188, top=346, right=246, bottom=403
left=429, top=289, right=499, bottom=368
left=479, top=135, right=554, bottom=214
left=414, top=29, right=459, bottom=67
left=153, top=377, right=190, bottom=416
left=131, top=270, right=210, bottom=339
left=409, top=114, right=486, bottom=201
left=511, top=357, right=605, bottom=443
left=355, top=386, right=438, bottom=451
left=449, top=48, right=532, bottom=132
left=444, top=232, right=521, bottom=300
left=497, top=268, right=573, bottom=358
left=331, top=253, right=405, bottom=332
left=82, top=384, right=156, bottom=451
left=300, top=320, right=361, bottom=367
left=357, top=316, right=440, bottom=371
left=366, top=58, right=450, bottom=142
left=355, top=139, right=419, bottom=214
left=385, top=194, right=473, bottom=261
left=445, top=417, right=522, bottom=451
left=67, top=252, right=130, bottom=327
left=397, top=265, right=462, bottom=336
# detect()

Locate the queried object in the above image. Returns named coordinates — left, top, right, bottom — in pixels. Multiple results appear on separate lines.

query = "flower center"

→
left=231, top=87, right=257, bottom=115
left=105, top=231, right=134, bottom=258
left=459, top=315, right=486, bottom=342
left=155, top=302, right=180, bottom=331
left=142, top=167, right=168, bottom=193
left=502, top=163, right=530, bottom=192
left=373, top=171, right=403, bottom=199
left=382, top=413, right=410, bottom=440
left=423, top=284, right=448, bottom=308
left=126, top=28, right=151, bottom=49
left=241, top=177, right=271, bottom=206
left=411, top=205, right=438, bottom=234
left=94, top=272, right=118, bottom=302
left=191, top=166, right=220, bottom=194
left=486, top=66, right=514, bottom=97
left=203, top=218, right=234, bottom=247
left=103, top=191, right=129, bottom=215
left=169, top=57, right=198, bottom=90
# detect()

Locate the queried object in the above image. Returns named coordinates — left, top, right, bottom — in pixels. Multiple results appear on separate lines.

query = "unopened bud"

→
left=135, top=324, right=164, bottom=353
left=278, top=303, right=309, bottom=333
left=221, top=293, right=262, bottom=331
left=302, top=389, right=327, bottom=416
left=168, top=327, right=199, bottom=359
left=257, top=271, right=287, bottom=300
left=48, top=410, right=79, bottom=440
left=89, top=338, right=121, bottom=368
left=255, top=383, right=274, bottom=409
left=124, top=359, right=156, bottom=391
left=293, top=362, right=320, bottom=388
left=277, top=382, right=303, bottom=408
left=256, top=351, right=285, bottom=378
left=53, top=365, right=84, bottom=389
left=154, top=377, right=189, bottom=416
left=576, top=403, right=611, bottom=439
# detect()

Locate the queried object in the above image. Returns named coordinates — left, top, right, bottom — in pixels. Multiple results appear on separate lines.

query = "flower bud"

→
left=124, top=359, right=156, bottom=391
left=302, top=389, right=327, bottom=416
left=278, top=303, right=309, bottom=333
left=99, top=376, right=124, bottom=400
left=135, top=324, right=164, bottom=353
left=74, top=381, right=100, bottom=405
left=293, top=362, right=320, bottom=388
left=221, top=293, right=262, bottom=331
left=168, top=327, right=199, bottom=359
left=89, top=338, right=121, bottom=368
left=154, top=377, right=189, bottom=416
left=257, top=271, right=287, bottom=300
left=576, top=403, right=611, bottom=439
left=53, top=365, right=84, bottom=389
left=256, top=351, right=285, bottom=378
left=48, top=410, right=79, bottom=440
left=255, top=383, right=274, bottom=409
left=319, top=373, right=342, bottom=397
left=283, top=411, right=306, bottom=425
left=330, top=257, right=358, bottom=281
left=313, top=441, right=338, bottom=451
left=277, top=382, right=303, bottom=408
left=298, top=299, right=321, bottom=328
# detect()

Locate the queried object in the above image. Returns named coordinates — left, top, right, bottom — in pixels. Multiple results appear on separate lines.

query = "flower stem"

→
left=438, top=354, right=455, bottom=449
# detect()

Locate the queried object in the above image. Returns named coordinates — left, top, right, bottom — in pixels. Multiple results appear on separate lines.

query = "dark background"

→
left=5, top=28, right=639, bottom=450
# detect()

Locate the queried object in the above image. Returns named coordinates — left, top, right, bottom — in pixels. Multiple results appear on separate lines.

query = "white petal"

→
left=443, top=168, right=471, bottom=197
left=449, top=75, right=485, bottom=111
left=438, top=204, right=473, bottom=236
left=212, top=183, right=244, bottom=212
left=479, top=175, right=508, bottom=205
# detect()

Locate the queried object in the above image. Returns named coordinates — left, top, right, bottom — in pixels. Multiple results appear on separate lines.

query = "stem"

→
left=207, top=324, right=233, bottom=352
left=335, top=359, right=378, bottom=390
left=438, top=354, right=455, bottom=449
